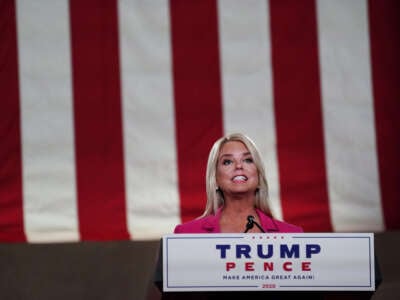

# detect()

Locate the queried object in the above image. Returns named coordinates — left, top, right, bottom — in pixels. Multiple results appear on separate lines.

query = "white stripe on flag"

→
left=218, top=0, right=283, bottom=219
left=119, top=0, right=180, bottom=239
left=317, top=0, right=384, bottom=231
left=17, top=0, right=79, bottom=242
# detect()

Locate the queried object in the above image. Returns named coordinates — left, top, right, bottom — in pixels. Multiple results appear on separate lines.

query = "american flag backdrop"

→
left=0, top=0, right=399, bottom=243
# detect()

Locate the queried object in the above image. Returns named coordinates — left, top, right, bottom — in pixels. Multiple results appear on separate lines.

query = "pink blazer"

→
left=174, top=208, right=303, bottom=233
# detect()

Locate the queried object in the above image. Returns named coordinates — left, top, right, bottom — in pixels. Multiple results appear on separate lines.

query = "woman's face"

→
left=216, top=141, right=259, bottom=196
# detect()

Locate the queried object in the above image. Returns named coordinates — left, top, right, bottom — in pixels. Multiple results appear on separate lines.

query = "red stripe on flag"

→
left=69, top=0, right=129, bottom=240
left=368, top=0, right=400, bottom=229
left=269, top=0, right=333, bottom=232
left=169, top=0, right=224, bottom=223
left=0, top=0, right=26, bottom=242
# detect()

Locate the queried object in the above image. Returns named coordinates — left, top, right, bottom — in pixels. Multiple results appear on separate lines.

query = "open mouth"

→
left=232, top=175, right=247, bottom=182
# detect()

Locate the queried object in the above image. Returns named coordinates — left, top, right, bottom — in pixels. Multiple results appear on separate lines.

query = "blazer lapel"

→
left=257, top=208, right=279, bottom=232
left=201, top=208, right=222, bottom=233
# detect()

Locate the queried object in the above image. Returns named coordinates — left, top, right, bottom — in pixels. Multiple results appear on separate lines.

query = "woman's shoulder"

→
left=272, top=218, right=304, bottom=233
left=257, top=209, right=303, bottom=233
left=173, top=214, right=218, bottom=233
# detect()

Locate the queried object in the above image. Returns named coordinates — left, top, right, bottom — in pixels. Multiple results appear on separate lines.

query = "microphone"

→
left=244, top=215, right=265, bottom=233
left=244, top=215, right=254, bottom=232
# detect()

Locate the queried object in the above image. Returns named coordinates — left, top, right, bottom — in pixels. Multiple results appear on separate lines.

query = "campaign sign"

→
left=163, top=233, right=374, bottom=292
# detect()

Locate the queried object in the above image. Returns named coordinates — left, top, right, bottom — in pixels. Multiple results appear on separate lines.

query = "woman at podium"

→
left=174, top=133, right=302, bottom=234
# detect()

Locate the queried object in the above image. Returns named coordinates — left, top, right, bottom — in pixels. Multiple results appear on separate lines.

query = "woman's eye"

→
left=244, top=157, right=253, bottom=163
left=222, top=159, right=232, bottom=165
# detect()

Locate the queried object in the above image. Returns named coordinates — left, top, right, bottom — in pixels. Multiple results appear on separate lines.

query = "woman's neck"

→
left=219, top=198, right=260, bottom=233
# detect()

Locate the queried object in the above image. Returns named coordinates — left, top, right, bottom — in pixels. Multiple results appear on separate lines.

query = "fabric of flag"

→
left=0, top=0, right=399, bottom=243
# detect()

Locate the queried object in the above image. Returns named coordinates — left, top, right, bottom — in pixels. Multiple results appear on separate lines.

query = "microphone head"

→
left=247, top=215, right=255, bottom=223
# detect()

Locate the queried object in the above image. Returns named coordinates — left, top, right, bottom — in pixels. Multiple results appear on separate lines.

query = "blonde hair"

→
left=201, top=133, right=272, bottom=218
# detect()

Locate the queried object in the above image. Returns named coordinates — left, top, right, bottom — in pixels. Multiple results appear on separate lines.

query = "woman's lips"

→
left=232, top=175, right=247, bottom=182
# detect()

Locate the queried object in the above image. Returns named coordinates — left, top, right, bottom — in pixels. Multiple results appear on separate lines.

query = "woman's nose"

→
left=234, top=160, right=243, bottom=169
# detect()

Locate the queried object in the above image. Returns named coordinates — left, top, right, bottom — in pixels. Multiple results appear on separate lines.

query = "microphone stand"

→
left=244, top=215, right=265, bottom=233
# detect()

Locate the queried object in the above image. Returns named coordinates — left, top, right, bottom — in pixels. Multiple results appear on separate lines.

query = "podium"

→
left=154, top=233, right=382, bottom=299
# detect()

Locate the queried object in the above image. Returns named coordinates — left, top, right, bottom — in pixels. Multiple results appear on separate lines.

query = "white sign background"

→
left=163, top=233, right=374, bottom=292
